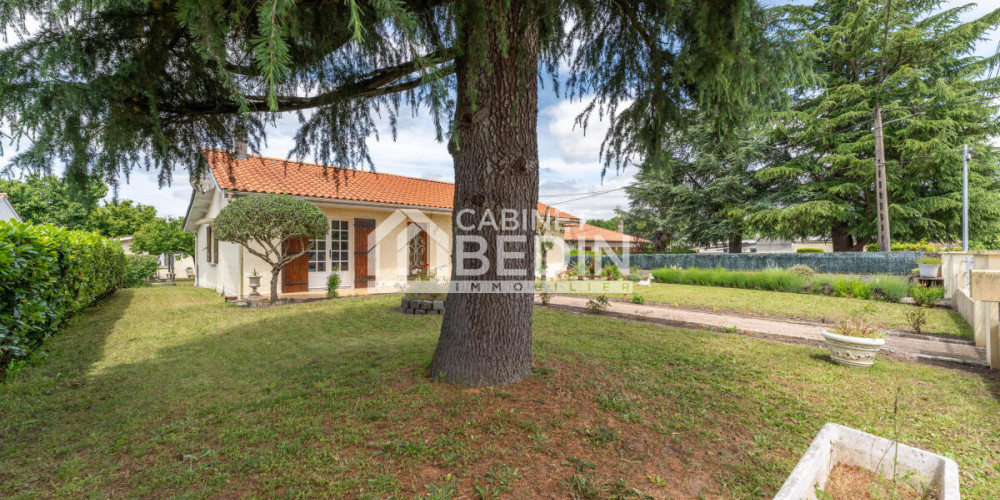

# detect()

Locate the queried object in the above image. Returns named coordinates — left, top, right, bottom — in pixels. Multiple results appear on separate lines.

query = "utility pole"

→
left=962, top=143, right=969, bottom=252
left=873, top=104, right=891, bottom=251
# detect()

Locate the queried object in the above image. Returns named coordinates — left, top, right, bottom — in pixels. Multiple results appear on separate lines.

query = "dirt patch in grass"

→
left=821, top=463, right=928, bottom=500
left=359, top=359, right=738, bottom=498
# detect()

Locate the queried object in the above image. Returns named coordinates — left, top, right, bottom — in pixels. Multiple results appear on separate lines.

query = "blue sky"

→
left=1, top=0, right=997, bottom=221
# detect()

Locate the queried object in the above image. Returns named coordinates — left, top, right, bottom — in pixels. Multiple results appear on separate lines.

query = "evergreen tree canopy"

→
left=750, top=0, right=1000, bottom=250
left=0, top=0, right=799, bottom=182
left=0, top=174, right=106, bottom=230
left=624, top=117, right=788, bottom=252
left=1, top=0, right=800, bottom=386
left=88, top=200, right=159, bottom=238
left=131, top=216, right=195, bottom=257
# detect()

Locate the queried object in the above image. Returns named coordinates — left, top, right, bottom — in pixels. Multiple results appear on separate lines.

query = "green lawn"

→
left=1, top=285, right=998, bottom=498
left=628, top=282, right=973, bottom=338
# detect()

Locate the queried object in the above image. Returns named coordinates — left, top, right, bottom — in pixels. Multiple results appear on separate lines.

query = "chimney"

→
left=617, top=220, right=624, bottom=234
left=234, top=139, right=248, bottom=159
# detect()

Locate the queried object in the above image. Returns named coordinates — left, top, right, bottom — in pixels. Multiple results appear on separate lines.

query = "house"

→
left=563, top=221, right=650, bottom=253
left=183, top=149, right=578, bottom=298
left=118, top=235, right=196, bottom=280
left=0, top=193, right=22, bottom=222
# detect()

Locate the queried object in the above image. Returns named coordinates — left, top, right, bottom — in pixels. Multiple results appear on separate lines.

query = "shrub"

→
left=631, top=294, right=645, bottom=305
left=625, top=273, right=642, bottom=282
left=868, top=276, right=910, bottom=303
left=538, top=292, right=552, bottom=305
left=833, top=312, right=885, bottom=339
left=602, top=264, right=621, bottom=280
left=796, top=248, right=824, bottom=253
left=1, top=221, right=127, bottom=378
left=327, top=273, right=341, bottom=298
left=586, top=295, right=610, bottom=313
left=789, top=264, right=816, bottom=279
left=909, top=285, right=944, bottom=307
left=831, top=277, right=872, bottom=299
left=905, top=306, right=929, bottom=335
left=123, top=255, right=159, bottom=287
left=866, top=240, right=939, bottom=252
left=916, top=256, right=941, bottom=265
left=650, top=267, right=806, bottom=293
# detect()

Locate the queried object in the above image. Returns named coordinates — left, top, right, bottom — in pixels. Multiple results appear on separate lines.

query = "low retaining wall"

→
left=401, top=296, right=445, bottom=315
left=566, top=252, right=923, bottom=275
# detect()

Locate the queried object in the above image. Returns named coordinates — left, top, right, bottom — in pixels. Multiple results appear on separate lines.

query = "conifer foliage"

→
left=751, top=0, right=1000, bottom=250
left=1, top=0, right=796, bottom=386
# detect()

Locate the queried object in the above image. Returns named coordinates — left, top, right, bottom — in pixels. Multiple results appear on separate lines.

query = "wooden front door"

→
left=353, top=218, right=376, bottom=289
left=282, top=237, right=309, bottom=293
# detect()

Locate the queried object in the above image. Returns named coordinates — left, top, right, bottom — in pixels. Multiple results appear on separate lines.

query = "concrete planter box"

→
left=822, top=331, right=885, bottom=367
left=918, top=263, right=941, bottom=278
left=774, top=423, right=959, bottom=500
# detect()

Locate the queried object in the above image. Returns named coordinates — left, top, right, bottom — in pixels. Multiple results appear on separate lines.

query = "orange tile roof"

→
left=203, top=149, right=578, bottom=220
left=563, top=223, right=650, bottom=244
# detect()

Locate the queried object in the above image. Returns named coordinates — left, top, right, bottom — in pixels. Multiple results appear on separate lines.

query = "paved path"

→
left=548, top=295, right=987, bottom=367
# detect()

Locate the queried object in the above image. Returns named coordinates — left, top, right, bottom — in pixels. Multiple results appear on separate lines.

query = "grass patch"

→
left=0, top=285, right=996, bottom=498
left=630, top=282, right=971, bottom=338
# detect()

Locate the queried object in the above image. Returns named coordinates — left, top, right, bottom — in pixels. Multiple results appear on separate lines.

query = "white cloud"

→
left=542, top=99, right=611, bottom=163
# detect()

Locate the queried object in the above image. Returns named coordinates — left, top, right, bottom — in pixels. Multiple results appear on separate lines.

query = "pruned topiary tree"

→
left=213, top=194, right=327, bottom=301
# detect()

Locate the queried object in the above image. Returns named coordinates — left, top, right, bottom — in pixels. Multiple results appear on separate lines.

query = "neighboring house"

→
left=119, top=235, right=196, bottom=280
left=184, top=149, right=578, bottom=298
left=746, top=237, right=834, bottom=254
left=563, top=221, right=650, bottom=253
left=0, top=193, right=22, bottom=222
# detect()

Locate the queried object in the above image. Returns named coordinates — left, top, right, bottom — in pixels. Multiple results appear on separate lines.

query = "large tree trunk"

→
left=831, top=223, right=868, bottom=252
left=727, top=234, right=742, bottom=254
left=430, top=0, right=539, bottom=387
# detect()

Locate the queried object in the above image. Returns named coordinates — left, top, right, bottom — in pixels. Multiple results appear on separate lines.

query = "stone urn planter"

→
left=822, top=331, right=885, bottom=367
left=247, top=274, right=262, bottom=299
left=774, top=423, right=959, bottom=500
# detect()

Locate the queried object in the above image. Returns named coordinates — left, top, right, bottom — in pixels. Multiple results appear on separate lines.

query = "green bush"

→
left=831, top=277, right=872, bottom=299
left=1, top=221, right=127, bottom=378
left=789, top=264, right=816, bottom=279
left=909, top=285, right=944, bottom=307
left=625, top=273, right=643, bottom=282
left=631, top=294, right=646, bottom=305
left=327, top=273, right=341, bottom=299
left=123, top=255, right=159, bottom=288
left=650, top=267, right=807, bottom=293
left=869, top=276, right=910, bottom=303
left=796, top=248, right=824, bottom=253
left=865, top=239, right=939, bottom=252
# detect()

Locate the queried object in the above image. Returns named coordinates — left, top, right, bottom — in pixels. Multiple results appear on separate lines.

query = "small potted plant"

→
left=916, top=256, right=941, bottom=278
left=822, top=314, right=886, bottom=367
left=247, top=269, right=262, bottom=299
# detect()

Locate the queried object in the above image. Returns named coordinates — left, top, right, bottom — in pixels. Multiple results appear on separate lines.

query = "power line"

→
left=546, top=186, right=629, bottom=206
left=539, top=187, right=624, bottom=198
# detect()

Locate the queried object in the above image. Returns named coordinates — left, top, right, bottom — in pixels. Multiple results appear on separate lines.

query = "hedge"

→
left=569, top=252, right=925, bottom=275
left=650, top=267, right=914, bottom=303
left=123, top=254, right=160, bottom=287
left=1, top=221, right=128, bottom=378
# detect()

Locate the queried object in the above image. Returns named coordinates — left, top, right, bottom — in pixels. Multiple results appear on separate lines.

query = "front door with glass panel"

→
left=307, top=219, right=351, bottom=289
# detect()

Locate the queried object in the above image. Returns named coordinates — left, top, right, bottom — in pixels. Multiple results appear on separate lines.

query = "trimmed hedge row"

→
left=1, top=221, right=129, bottom=377
left=570, top=252, right=925, bottom=275
left=649, top=266, right=917, bottom=303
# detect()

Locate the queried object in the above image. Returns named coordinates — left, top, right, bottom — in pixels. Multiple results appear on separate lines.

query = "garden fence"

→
left=565, top=252, right=925, bottom=275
